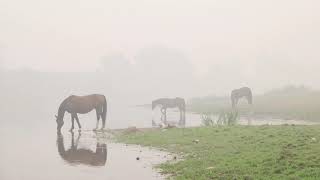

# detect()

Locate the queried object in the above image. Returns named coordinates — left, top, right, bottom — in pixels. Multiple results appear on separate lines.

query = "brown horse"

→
left=57, top=132, right=107, bottom=167
left=55, top=94, right=107, bottom=132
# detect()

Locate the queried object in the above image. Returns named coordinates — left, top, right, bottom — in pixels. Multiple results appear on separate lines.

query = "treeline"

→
left=0, top=46, right=194, bottom=120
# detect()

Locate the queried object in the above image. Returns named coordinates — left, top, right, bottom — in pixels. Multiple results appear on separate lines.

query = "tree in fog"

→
left=99, top=47, right=195, bottom=103
left=100, top=52, right=132, bottom=77
left=134, top=45, right=194, bottom=99
left=100, top=52, right=136, bottom=101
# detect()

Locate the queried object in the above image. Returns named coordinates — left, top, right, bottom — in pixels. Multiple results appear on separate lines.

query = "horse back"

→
left=68, top=94, right=105, bottom=102
left=64, top=94, right=106, bottom=113
left=231, top=87, right=252, bottom=102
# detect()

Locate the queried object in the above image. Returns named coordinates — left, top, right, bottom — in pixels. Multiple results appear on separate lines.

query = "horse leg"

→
left=100, top=106, right=106, bottom=131
left=100, top=122, right=105, bottom=131
left=75, top=114, right=81, bottom=131
left=179, top=108, right=184, bottom=126
left=94, top=108, right=101, bottom=131
left=75, top=131, right=81, bottom=148
left=160, top=108, right=166, bottom=127
left=71, top=131, right=75, bottom=149
left=96, top=143, right=101, bottom=154
left=101, top=101, right=107, bottom=131
left=232, top=99, right=236, bottom=108
left=70, top=114, right=75, bottom=132
left=179, top=107, right=185, bottom=126
left=162, top=108, right=167, bottom=125
left=232, top=98, right=238, bottom=109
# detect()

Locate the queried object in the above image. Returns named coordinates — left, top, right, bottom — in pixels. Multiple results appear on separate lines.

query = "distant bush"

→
left=201, top=110, right=239, bottom=126
left=201, top=113, right=215, bottom=126
left=218, top=110, right=239, bottom=125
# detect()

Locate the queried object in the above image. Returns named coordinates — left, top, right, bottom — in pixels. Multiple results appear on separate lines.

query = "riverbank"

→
left=116, top=125, right=320, bottom=179
left=189, top=86, right=320, bottom=122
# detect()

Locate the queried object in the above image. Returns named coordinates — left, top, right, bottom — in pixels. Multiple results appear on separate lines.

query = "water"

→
left=0, top=106, right=177, bottom=180
left=0, top=128, right=171, bottom=180
left=1, top=106, right=318, bottom=180
left=55, top=105, right=202, bottom=130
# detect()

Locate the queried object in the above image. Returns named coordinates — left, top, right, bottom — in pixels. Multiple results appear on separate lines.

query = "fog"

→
left=2, top=1, right=320, bottom=179
left=1, top=0, right=320, bottom=112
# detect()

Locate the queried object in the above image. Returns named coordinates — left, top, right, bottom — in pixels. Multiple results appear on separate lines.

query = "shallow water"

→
left=0, top=126, right=171, bottom=180
left=0, top=106, right=176, bottom=180
left=1, top=106, right=318, bottom=180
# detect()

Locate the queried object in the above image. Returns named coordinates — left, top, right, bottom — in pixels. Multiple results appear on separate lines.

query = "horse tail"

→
left=102, top=95, right=107, bottom=128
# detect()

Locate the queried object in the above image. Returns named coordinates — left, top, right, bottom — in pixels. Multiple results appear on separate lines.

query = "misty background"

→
left=1, top=0, right=319, bottom=121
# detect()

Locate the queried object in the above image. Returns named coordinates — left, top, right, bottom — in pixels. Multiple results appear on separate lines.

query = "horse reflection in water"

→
left=57, top=132, right=107, bottom=167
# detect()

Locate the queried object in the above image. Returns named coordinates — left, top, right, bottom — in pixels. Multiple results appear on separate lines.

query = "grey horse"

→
left=152, top=97, right=186, bottom=126
left=231, top=87, right=253, bottom=108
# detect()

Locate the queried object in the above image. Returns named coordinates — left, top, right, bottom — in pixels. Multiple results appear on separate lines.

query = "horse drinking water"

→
left=55, top=94, right=107, bottom=132
left=152, top=97, right=186, bottom=127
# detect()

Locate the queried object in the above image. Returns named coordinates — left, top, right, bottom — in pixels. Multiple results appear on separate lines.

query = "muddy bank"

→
left=98, top=143, right=174, bottom=180
left=81, top=131, right=177, bottom=180
left=104, top=116, right=320, bottom=136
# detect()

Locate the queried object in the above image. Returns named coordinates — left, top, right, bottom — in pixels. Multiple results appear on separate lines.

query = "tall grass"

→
left=201, top=110, right=239, bottom=126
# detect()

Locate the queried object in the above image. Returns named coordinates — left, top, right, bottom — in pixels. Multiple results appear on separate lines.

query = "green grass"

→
left=117, top=126, right=320, bottom=180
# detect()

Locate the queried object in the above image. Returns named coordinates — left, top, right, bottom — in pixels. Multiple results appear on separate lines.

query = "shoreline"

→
left=115, top=125, right=320, bottom=179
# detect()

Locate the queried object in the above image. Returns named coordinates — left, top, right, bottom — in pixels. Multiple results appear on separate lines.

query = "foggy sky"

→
left=1, top=0, right=320, bottom=95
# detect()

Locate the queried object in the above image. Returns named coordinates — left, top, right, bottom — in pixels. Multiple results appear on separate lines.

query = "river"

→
left=0, top=106, right=318, bottom=180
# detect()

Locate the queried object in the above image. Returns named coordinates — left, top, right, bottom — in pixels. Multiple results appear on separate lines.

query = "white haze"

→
left=1, top=0, right=320, bottom=98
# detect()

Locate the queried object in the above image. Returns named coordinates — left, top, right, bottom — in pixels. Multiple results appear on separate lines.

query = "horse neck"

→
left=58, top=102, right=66, bottom=120
left=152, top=100, right=162, bottom=109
